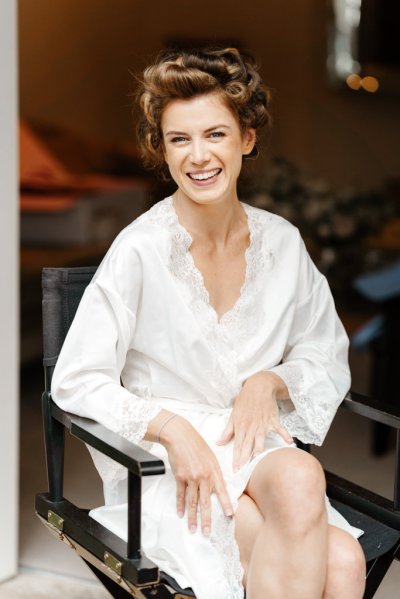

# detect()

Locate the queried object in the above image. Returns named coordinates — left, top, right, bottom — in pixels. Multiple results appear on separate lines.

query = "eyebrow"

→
left=164, top=124, right=232, bottom=137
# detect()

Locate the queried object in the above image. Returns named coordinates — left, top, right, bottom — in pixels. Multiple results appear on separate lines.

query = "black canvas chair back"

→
left=36, top=267, right=400, bottom=599
left=42, top=266, right=97, bottom=370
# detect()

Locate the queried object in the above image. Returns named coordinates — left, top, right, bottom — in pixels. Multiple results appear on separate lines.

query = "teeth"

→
left=189, top=169, right=220, bottom=181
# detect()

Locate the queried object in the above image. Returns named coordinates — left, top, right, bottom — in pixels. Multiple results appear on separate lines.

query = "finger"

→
left=233, top=432, right=245, bottom=472
left=199, top=481, right=212, bottom=537
left=186, top=481, right=199, bottom=533
left=252, top=431, right=266, bottom=458
left=176, top=480, right=186, bottom=518
left=216, top=416, right=234, bottom=445
left=238, top=432, right=255, bottom=468
left=214, top=477, right=234, bottom=518
left=274, top=423, right=294, bottom=445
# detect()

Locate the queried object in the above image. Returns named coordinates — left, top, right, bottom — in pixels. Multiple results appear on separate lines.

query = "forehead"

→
left=161, top=93, right=238, bottom=133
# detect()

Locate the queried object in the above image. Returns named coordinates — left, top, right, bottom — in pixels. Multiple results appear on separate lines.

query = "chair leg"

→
left=83, top=559, right=176, bottom=599
left=364, top=554, right=394, bottom=599
left=372, top=422, right=393, bottom=456
left=83, top=559, right=132, bottom=599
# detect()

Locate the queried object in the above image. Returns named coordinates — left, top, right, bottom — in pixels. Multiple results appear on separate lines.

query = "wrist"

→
left=159, top=414, right=187, bottom=448
left=243, top=371, right=284, bottom=400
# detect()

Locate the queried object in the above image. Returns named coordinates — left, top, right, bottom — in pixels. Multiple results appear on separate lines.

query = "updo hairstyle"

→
left=136, top=47, right=272, bottom=176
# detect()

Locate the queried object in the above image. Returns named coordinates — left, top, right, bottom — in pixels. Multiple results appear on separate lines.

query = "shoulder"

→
left=91, top=198, right=174, bottom=292
left=100, top=197, right=174, bottom=264
left=243, top=202, right=325, bottom=295
left=243, top=202, right=302, bottom=250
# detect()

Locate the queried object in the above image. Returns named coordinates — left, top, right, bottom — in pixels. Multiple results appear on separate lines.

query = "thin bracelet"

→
left=156, top=413, right=178, bottom=444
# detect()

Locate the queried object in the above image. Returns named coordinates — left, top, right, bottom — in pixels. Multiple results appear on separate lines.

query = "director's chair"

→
left=35, top=267, right=400, bottom=598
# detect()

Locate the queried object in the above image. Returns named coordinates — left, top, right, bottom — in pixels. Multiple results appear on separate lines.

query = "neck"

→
left=172, top=190, right=247, bottom=247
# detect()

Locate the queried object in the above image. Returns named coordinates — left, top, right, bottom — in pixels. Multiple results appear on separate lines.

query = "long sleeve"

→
left=269, top=234, right=351, bottom=445
left=51, top=232, right=162, bottom=492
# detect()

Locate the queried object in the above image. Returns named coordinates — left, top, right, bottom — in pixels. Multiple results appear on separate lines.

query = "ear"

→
left=242, top=128, right=256, bottom=155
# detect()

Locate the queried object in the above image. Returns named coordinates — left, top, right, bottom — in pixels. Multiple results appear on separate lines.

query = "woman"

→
left=52, top=47, right=366, bottom=598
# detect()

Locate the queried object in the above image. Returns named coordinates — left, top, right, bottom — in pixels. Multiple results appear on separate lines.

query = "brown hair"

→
left=136, top=47, right=272, bottom=176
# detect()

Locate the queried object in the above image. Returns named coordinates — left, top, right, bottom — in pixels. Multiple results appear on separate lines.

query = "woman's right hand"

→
left=158, top=413, right=234, bottom=537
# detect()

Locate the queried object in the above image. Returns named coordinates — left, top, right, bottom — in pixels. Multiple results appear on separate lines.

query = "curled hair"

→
left=136, top=47, right=272, bottom=176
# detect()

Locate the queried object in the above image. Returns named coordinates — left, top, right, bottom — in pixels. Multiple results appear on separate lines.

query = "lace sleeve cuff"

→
left=119, top=396, right=162, bottom=449
left=87, top=397, right=162, bottom=495
left=268, top=363, right=328, bottom=445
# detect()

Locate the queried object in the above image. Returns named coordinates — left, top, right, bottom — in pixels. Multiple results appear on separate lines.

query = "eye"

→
left=170, top=136, right=188, bottom=143
left=209, top=131, right=225, bottom=139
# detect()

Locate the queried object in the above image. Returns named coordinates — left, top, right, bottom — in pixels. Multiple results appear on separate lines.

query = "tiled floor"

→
left=5, top=350, right=400, bottom=597
left=0, top=571, right=109, bottom=599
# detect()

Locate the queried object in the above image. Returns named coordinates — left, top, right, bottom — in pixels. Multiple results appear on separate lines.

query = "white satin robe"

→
left=52, top=197, right=363, bottom=599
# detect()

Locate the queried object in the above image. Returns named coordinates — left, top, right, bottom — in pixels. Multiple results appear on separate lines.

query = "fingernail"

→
left=190, top=525, right=196, bottom=534
left=178, top=511, right=184, bottom=518
left=203, top=526, right=210, bottom=537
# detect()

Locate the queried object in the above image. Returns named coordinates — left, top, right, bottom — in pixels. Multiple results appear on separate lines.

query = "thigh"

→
left=235, top=493, right=264, bottom=586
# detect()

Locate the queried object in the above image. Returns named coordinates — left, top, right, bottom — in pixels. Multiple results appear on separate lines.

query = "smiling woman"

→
left=51, top=47, right=366, bottom=599
left=161, top=95, right=255, bottom=203
left=136, top=47, right=270, bottom=178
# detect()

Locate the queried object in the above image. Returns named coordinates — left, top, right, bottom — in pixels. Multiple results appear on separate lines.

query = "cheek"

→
left=227, top=148, right=244, bottom=177
left=163, top=152, right=186, bottom=184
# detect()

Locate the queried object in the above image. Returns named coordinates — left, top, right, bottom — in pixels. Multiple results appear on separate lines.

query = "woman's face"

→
left=161, top=92, right=255, bottom=206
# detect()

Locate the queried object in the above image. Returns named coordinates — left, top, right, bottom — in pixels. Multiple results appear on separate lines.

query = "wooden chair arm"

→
left=50, top=398, right=165, bottom=477
left=341, top=391, right=400, bottom=430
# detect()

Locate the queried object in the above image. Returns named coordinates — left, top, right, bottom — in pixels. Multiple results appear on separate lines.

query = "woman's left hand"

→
left=216, top=371, right=293, bottom=471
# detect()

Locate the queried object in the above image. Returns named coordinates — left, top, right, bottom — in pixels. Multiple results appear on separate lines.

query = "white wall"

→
left=0, top=0, right=19, bottom=581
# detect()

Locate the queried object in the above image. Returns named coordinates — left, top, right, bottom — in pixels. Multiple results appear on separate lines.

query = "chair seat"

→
left=90, top=498, right=400, bottom=587
left=330, top=498, right=400, bottom=563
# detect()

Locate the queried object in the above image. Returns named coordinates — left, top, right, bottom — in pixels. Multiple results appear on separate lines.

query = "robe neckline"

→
left=165, top=196, right=258, bottom=326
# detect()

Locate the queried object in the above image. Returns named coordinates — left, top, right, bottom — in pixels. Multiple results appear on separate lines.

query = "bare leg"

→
left=235, top=493, right=264, bottom=587
left=322, top=526, right=366, bottom=599
left=234, top=448, right=366, bottom=598
left=245, top=448, right=328, bottom=598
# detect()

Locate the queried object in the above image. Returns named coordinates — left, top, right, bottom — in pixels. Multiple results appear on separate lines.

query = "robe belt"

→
left=152, top=396, right=232, bottom=414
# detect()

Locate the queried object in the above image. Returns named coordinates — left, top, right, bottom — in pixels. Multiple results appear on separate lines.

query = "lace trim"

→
left=87, top=396, right=161, bottom=487
left=145, top=198, right=276, bottom=404
left=120, top=395, right=162, bottom=450
left=146, top=197, right=275, bottom=333
left=209, top=499, right=245, bottom=599
left=272, top=363, right=330, bottom=445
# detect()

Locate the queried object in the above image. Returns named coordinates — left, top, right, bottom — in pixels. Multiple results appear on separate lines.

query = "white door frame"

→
left=0, top=0, right=19, bottom=582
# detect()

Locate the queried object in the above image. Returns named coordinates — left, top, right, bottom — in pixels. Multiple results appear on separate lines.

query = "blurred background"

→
left=8, top=0, right=400, bottom=596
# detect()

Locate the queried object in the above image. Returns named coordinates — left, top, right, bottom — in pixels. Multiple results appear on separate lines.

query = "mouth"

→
left=187, top=168, right=222, bottom=184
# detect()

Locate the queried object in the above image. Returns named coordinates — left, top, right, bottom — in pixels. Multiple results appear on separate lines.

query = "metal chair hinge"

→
left=47, top=510, right=64, bottom=532
left=104, top=551, right=122, bottom=577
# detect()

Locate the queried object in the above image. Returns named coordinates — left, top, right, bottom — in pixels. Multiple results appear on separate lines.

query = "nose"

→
left=189, top=138, right=210, bottom=165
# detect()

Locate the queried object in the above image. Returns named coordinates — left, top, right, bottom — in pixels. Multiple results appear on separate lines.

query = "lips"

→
left=187, top=168, right=222, bottom=181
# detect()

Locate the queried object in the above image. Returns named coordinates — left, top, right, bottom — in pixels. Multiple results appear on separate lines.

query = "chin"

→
left=178, top=182, right=235, bottom=205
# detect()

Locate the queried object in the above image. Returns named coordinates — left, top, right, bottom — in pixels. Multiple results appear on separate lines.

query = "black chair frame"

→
left=35, top=267, right=400, bottom=598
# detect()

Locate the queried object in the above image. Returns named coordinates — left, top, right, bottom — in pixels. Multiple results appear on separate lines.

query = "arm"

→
left=219, top=232, right=350, bottom=465
left=268, top=237, right=351, bottom=445
left=51, top=241, right=163, bottom=492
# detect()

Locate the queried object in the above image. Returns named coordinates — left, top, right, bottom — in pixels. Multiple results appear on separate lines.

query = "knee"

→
left=269, top=450, right=326, bottom=528
left=326, top=528, right=366, bottom=596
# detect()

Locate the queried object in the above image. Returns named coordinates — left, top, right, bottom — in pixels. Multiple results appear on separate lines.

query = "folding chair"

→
left=35, top=266, right=400, bottom=598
